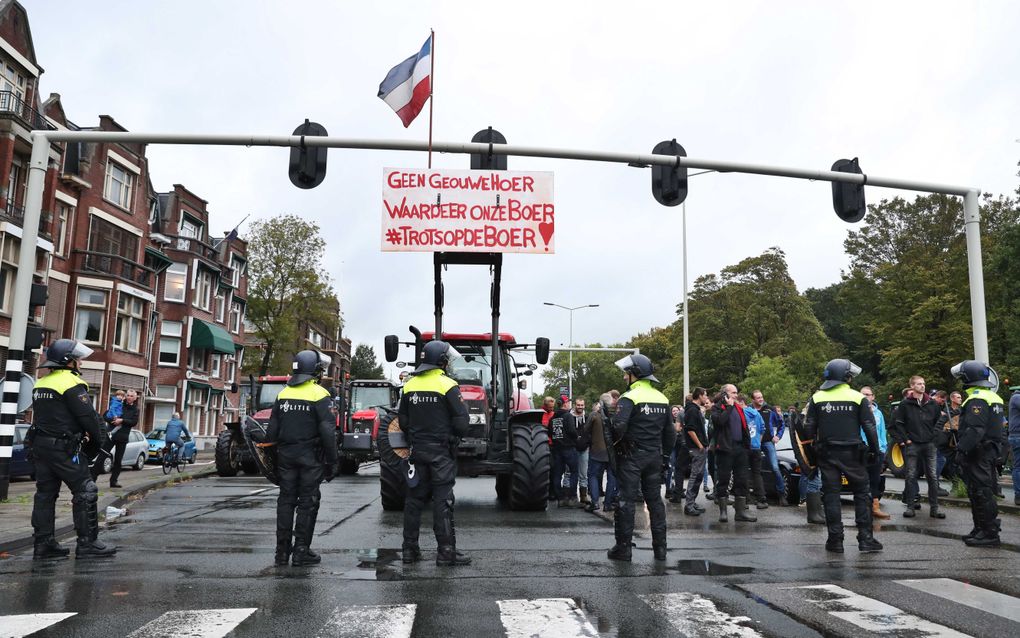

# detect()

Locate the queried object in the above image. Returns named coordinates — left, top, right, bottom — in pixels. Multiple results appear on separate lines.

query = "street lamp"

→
left=543, top=302, right=599, bottom=400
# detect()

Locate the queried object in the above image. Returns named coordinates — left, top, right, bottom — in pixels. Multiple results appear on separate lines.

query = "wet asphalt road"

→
left=2, top=465, right=1019, bottom=637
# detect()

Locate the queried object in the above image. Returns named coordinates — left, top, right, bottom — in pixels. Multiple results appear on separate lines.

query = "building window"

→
left=308, top=329, right=323, bottom=348
left=186, top=386, right=207, bottom=437
left=230, top=256, right=244, bottom=288
left=0, top=265, right=12, bottom=313
left=88, top=217, right=138, bottom=260
left=114, top=293, right=146, bottom=352
left=214, top=291, right=226, bottom=322
left=104, top=161, right=135, bottom=209
left=189, top=347, right=208, bottom=372
left=180, top=216, right=202, bottom=239
left=164, top=262, right=187, bottom=302
left=55, top=204, right=71, bottom=257
left=74, top=288, right=107, bottom=344
left=0, top=63, right=26, bottom=105
left=192, top=269, right=212, bottom=310
left=229, top=301, right=242, bottom=334
left=155, top=385, right=177, bottom=400
left=158, top=320, right=183, bottom=365
left=210, top=355, right=221, bottom=379
left=226, top=357, right=236, bottom=384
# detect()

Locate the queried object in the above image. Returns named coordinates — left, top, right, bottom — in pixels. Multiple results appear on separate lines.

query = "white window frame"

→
left=192, top=269, right=212, bottom=310
left=74, top=287, right=108, bottom=345
left=229, top=301, right=242, bottom=334
left=114, top=292, right=146, bottom=353
left=230, top=255, right=245, bottom=288
left=210, top=355, right=221, bottom=379
left=158, top=320, right=183, bottom=366
left=214, top=291, right=226, bottom=322
left=164, top=262, right=187, bottom=303
left=104, top=160, right=135, bottom=210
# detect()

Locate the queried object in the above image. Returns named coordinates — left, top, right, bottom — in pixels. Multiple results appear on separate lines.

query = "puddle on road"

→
left=673, top=560, right=754, bottom=576
left=341, top=548, right=402, bottom=581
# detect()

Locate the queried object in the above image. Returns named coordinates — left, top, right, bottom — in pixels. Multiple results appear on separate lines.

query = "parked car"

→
left=97, top=429, right=150, bottom=474
left=10, top=423, right=34, bottom=479
left=145, top=427, right=197, bottom=465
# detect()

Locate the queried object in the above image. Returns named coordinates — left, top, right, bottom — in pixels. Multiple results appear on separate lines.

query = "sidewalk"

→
left=882, top=475, right=1019, bottom=516
left=0, top=461, right=217, bottom=555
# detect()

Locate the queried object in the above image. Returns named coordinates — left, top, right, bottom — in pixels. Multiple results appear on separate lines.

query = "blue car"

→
left=146, top=427, right=197, bottom=464
left=10, top=423, right=34, bottom=479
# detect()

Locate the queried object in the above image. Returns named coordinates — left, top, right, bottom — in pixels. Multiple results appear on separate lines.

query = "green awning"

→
left=187, top=380, right=211, bottom=391
left=191, top=319, right=235, bottom=354
left=144, top=246, right=173, bottom=274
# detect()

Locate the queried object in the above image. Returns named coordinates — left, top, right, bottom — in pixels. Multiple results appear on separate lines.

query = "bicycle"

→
left=162, top=442, right=184, bottom=475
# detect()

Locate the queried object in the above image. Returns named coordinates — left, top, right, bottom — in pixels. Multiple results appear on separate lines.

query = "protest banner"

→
left=382, top=168, right=555, bottom=254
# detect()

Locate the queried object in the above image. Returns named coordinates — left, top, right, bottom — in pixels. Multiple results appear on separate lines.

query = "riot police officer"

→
left=393, top=340, right=470, bottom=566
left=802, top=359, right=882, bottom=554
left=29, top=338, right=116, bottom=559
left=951, top=360, right=1005, bottom=547
left=266, top=350, right=337, bottom=566
left=607, top=354, right=675, bottom=562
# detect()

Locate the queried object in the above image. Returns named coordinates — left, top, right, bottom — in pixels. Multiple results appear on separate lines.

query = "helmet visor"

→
left=70, top=342, right=94, bottom=361
left=316, top=351, right=331, bottom=369
left=950, top=362, right=965, bottom=379
left=445, top=345, right=462, bottom=362
left=848, top=362, right=862, bottom=377
left=988, top=366, right=1000, bottom=392
left=614, top=354, right=635, bottom=372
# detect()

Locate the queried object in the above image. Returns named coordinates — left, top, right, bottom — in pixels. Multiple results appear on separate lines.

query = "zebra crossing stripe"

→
left=0, top=612, right=76, bottom=638
left=126, top=608, right=257, bottom=638
left=896, top=578, right=1020, bottom=624
left=790, top=584, right=972, bottom=637
left=315, top=604, right=416, bottom=638
left=639, top=593, right=764, bottom=638
left=497, top=598, right=598, bottom=638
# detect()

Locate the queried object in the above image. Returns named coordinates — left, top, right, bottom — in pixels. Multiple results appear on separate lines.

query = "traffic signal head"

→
left=471, top=127, right=508, bottom=170
left=289, top=120, right=328, bottom=189
left=831, top=158, right=866, bottom=223
left=651, top=139, right=688, bottom=207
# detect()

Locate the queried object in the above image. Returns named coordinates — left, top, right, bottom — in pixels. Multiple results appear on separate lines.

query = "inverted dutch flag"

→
left=378, top=35, right=432, bottom=128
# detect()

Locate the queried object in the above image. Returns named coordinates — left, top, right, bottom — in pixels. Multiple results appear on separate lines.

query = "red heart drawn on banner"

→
left=538, top=221, right=554, bottom=247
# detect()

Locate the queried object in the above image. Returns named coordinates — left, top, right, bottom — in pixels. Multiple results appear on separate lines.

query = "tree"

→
left=540, top=343, right=624, bottom=407
left=740, top=355, right=800, bottom=408
left=244, top=215, right=338, bottom=375
left=350, top=344, right=385, bottom=380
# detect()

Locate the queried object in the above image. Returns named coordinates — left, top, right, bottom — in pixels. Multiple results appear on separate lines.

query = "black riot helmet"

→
left=615, top=353, right=659, bottom=383
left=288, top=349, right=330, bottom=386
left=951, top=360, right=998, bottom=390
left=413, top=340, right=460, bottom=375
left=820, top=358, right=862, bottom=390
left=39, top=338, right=94, bottom=369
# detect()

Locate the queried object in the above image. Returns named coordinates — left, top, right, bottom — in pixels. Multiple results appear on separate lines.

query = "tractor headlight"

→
left=469, top=413, right=485, bottom=425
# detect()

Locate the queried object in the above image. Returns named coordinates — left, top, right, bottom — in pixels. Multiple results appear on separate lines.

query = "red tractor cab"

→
left=338, top=380, right=400, bottom=474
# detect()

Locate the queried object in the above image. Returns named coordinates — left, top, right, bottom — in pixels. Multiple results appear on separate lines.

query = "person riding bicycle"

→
left=164, top=413, right=191, bottom=464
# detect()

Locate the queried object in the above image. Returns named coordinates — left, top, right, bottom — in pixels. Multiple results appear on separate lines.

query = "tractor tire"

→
left=509, top=423, right=550, bottom=511
left=377, top=429, right=406, bottom=511
left=782, top=467, right=800, bottom=506
left=495, top=473, right=511, bottom=502
left=886, top=442, right=907, bottom=479
left=215, top=429, right=241, bottom=477
left=339, top=459, right=361, bottom=475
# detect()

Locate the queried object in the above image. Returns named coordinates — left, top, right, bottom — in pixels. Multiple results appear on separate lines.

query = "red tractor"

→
left=215, top=374, right=290, bottom=477
left=338, top=379, right=401, bottom=475
left=381, top=252, right=551, bottom=511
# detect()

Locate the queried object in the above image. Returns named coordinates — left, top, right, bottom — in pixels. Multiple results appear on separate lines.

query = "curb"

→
left=0, top=465, right=218, bottom=555
left=882, top=488, right=1020, bottom=516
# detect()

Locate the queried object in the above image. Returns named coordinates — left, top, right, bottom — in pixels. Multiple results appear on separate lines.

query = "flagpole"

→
left=427, top=29, right=434, bottom=169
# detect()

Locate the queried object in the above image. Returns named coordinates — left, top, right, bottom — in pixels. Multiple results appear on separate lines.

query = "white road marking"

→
left=316, top=604, right=416, bottom=638
left=639, top=593, right=763, bottom=638
left=896, top=578, right=1020, bottom=624
left=126, top=608, right=257, bottom=638
left=791, top=584, right=972, bottom=637
left=0, top=613, right=76, bottom=638
left=497, top=598, right=598, bottom=638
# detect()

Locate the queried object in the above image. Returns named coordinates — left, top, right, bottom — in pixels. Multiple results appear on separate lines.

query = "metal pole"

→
left=0, top=133, right=48, bottom=500
left=568, top=309, right=573, bottom=400
left=682, top=201, right=690, bottom=400
left=962, top=190, right=989, bottom=363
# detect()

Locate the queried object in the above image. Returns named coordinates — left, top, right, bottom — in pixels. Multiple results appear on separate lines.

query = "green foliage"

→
left=243, top=215, right=338, bottom=376
left=540, top=343, right=626, bottom=407
left=350, top=344, right=385, bottom=380
left=740, top=355, right=801, bottom=408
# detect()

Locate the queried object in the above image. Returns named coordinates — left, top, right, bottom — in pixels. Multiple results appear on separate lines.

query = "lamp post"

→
left=681, top=169, right=718, bottom=400
left=543, top=302, right=599, bottom=400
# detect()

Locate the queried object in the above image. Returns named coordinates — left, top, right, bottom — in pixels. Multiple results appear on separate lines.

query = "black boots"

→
left=825, top=535, right=844, bottom=553
left=274, top=539, right=292, bottom=566
left=33, top=536, right=70, bottom=560
left=717, top=500, right=728, bottom=522
left=684, top=505, right=703, bottom=516
left=607, top=543, right=632, bottom=562
left=291, top=546, right=321, bottom=566
left=436, top=546, right=471, bottom=566
left=75, top=538, right=116, bottom=558
left=653, top=545, right=667, bottom=561
left=930, top=507, right=946, bottom=519
left=733, top=497, right=757, bottom=522
left=72, top=489, right=116, bottom=558
left=857, top=529, right=883, bottom=553
left=806, top=493, right=826, bottom=524
left=402, top=544, right=423, bottom=564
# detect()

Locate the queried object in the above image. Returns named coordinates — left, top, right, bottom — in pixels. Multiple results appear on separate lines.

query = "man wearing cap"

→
left=607, top=354, right=674, bottom=562
left=393, top=340, right=470, bottom=566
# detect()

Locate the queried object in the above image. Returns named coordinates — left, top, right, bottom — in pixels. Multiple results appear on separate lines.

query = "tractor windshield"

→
left=447, top=343, right=507, bottom=417
left=351, top=386, right=393, bottom=412
left=257, top=382, right=287, bottom=410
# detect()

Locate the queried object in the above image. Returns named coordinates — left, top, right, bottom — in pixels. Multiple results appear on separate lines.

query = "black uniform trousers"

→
left=748, top=448, right=767, bottom=503
left=614, top=448, right=667, bottom=547
left=404, top=444, right=458, bottom=548
left=960, top=441, right=1001, bottom=533
left=818, top=445, right=871, bottom=539
left=276, top=447, right=324, bottom=549
left=714, top=447, right=749, bottom=500
left=31, top=438, right=99, bottom=542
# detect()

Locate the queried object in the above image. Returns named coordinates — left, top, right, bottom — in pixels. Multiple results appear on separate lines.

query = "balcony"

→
left=1, top=202, right=54, bottom=241
left=0, top=91, right=56, bottom=131
left=165, top=234, right=222, bottom=264
left=71, top=249, right=157, bottom=290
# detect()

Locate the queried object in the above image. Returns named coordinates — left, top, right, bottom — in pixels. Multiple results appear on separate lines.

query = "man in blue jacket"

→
left=164, top=413, right=191, bottom=464
left=741, top=395, right=769, bottom=510
left=860, top=387, right=890, bottom=519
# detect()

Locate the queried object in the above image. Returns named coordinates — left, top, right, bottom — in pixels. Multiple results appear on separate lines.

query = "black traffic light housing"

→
left=831, top=158, right=866, bottom=223
left=289, top=120, right=328, bottom=189
left=470, top=127, right=507, bottom=170
left=26, top=282, right=47, bottom=350
left=651, top=139, right=688, bottom=207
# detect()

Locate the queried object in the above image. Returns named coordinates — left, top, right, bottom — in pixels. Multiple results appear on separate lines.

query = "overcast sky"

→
left=28, top=1, right=1020, bottom=379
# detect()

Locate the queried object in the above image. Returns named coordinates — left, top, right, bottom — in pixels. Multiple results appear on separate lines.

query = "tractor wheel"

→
left=509, top=423, right=550, bottom=511
left=887, top=443, right=907, bottom=479
left=215, top=430, right=241, bottom=477
left=495, top=473, right=511, bottom=502
left=377, top=430, right=406, bottom=511
left=339, top=459, right=360, bottom=475
left=782, top=467, right=800, bottom=506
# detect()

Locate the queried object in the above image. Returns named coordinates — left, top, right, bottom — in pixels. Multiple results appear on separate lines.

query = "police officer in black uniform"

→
left=951, top=360, right=1005, bottom=547
left=29, top=338, right=116, bottom=559
left=607, top=354, right=675, bottom=562
left=394, top=340, right=470, bottom=566
left=802, top=359, right=882, bottom=554
left=266, top=350, right=337, bottom=566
